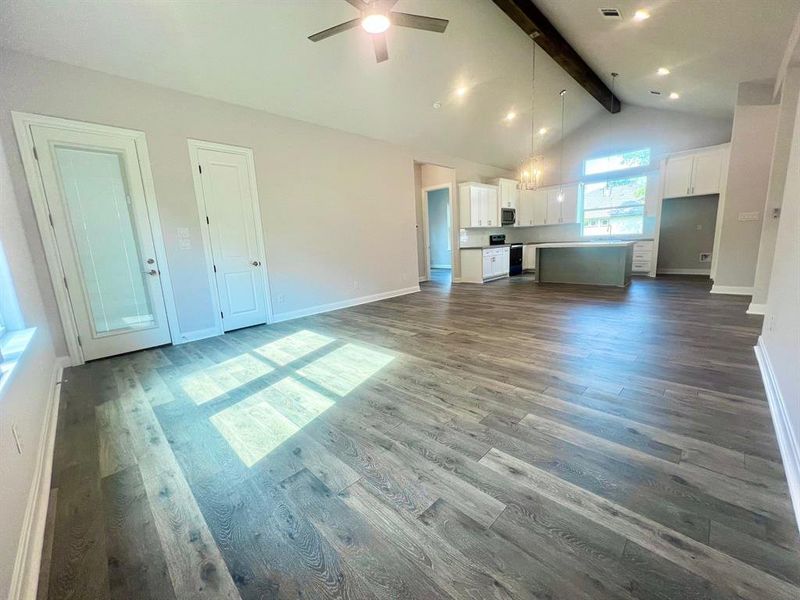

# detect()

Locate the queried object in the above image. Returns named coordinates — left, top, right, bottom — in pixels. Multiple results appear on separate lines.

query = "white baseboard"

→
left=657, top=268, right=711, bottom=275
left=9, top=355, right=69, bottom=600
left=174, top=325, right=221, bottom=345
left=747, top=303, right=767, bottom=315
left=272, top=286, right=420, bottom=323
left=710, top=285, right=754, bottom=296
left=418, top=276, right=428, bottom=282
left=755, top=338, right=800, bottom=533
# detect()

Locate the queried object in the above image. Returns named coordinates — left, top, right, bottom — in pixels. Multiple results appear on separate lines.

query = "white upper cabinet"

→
left=663, top=147, right=726, bottom=198
left=460, top=182, right=499, bottom=227
left=492, top=177, right=519, bottom=210
left=560, top=185, right=580, bottom=224
left=532, top=190, right=548, bottom=225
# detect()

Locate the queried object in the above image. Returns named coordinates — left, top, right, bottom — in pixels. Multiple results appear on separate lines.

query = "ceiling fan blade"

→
left=308, top=18, right=361, bottom=42
left=373, top=33, right=389, bottom=63
left=390, top=12, right=449, bottom=33
left=344, top=0, right=369, bottom=10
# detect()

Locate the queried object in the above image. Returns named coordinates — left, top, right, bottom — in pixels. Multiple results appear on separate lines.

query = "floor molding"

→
left=657, top=268, right=711, bottom=276
left=272, top=286, right=420, bottom=323
left=710, top=285, right=754, bottom=296
left=8, top=355, right=69, bottom=600
left=755, top=337, right=800, bottom=533
left=174, top=325, right=222, bottom=345
left=747, top=302, right=767, bottom=315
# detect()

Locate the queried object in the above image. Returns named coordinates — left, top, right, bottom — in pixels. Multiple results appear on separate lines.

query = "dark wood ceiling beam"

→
left=492, top=0, right=621, bottom=113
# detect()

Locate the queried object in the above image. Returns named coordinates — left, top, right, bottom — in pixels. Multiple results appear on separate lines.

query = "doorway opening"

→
left=424, top=185, right=453, bottom=284
left=656, top=195, right=719, bottom=277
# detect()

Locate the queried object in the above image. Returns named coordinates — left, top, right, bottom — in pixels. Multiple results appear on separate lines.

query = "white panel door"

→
left=663, top=155, right=694, bottom=198
left=691, top=150, right=723, bottom=196
left=30, top=125, right=172, bottom=360
left=198, top=147, right=268, bottom=331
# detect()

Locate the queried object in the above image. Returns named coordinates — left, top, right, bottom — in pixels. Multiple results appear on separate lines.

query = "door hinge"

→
left=220, top=311, right=224, bottom=319
left=76, top=335, right=82, bottom=347
left=33, top=146, right=39, bottom=161
left=48, top=213, right=54, bottom=228
left=199, top=164, right=202, bottom=174
left=213, top=264, right=217, bottom=273
left=63, top=276, right=68, bottom=290
left=206, top=216, right=210, bottom=225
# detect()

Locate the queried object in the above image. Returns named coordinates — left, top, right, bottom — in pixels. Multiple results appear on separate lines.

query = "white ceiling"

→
left=536, top=0, right=800, bottom=117
left=1, top=1, right=798, bottom=169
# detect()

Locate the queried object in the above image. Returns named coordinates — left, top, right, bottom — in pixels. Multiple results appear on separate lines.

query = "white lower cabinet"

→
left=459, top=247, right=510, bottom=283
left=631, top=240, right=654, bottom=274
left=523, top=244, right=536, bottom=271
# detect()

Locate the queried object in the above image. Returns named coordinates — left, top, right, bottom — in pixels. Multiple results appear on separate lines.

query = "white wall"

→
left=759, top=76, right=800, bottom=529
left=0, top=127, right=61, bottom=598
left=0, top=49, right=432, bottom=344
left=752, top=67, right=800, bottom=306
left=714, top=83, right=780, bottom=290
left=533, top=104, right=732, bottom=242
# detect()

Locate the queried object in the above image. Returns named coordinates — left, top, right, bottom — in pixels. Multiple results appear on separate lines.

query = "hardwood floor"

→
left=40, top=275, right=800, bottom=599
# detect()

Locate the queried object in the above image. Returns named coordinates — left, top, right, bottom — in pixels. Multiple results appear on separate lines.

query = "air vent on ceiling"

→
left=599, top=8, right=622, bottom=20
left=650, top=90, right=662, bottom=96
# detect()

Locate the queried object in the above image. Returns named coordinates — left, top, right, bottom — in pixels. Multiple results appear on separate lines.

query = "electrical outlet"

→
left=699, top=253, right=712, bottom=263
left=278, top=294, right=285, bottom=304
left=738, top=211, right=760, bottom=222
left=353, top=279, right=360, bottom=290
left=11, top=425, right=23, bottom=454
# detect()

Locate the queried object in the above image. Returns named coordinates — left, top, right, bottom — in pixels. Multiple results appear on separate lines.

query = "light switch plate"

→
left=738, top=211, right=760, bottom=222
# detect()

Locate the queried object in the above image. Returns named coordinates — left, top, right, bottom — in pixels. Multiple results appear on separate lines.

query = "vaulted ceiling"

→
left=1, top=0, right=798, bottom=169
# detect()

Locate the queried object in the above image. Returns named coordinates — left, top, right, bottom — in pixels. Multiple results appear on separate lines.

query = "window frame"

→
left=580, top=148, right=653, bottom=239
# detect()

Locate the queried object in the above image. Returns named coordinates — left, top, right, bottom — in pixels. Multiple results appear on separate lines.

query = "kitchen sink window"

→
left=581, top=149, right=650, bottom=237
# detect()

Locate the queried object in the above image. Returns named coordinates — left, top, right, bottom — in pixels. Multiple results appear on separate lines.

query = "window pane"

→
left=56, top=146, right=156, bottom=335
left=584, top=149, right=650, bottom=175
left=582, top=175, right=646, bottom=237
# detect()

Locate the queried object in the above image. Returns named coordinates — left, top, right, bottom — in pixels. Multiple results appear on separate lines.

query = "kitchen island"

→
left=535, top=241, right=634, bottom=287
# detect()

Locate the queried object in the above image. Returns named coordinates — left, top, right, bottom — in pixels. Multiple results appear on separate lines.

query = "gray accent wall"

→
left=657, top=196, right=719, bottom=273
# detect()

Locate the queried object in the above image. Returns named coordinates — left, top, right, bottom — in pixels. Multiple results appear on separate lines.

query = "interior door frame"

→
left=12, top=111, right=180, bottom=366
left=421, top=183, right=454, bottom=282
left=187, top=139, right=273, bottom=336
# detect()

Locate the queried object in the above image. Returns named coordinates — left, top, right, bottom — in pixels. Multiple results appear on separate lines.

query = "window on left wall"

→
left=0, top=241, right=34, bottom=385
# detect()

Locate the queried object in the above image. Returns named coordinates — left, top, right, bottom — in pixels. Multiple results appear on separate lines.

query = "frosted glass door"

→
left=31, top=125, right=171, bottom=360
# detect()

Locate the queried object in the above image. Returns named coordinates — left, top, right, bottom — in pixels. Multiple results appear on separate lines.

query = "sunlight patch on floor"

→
left=297, top=343, right=395, bottom=396
left=210, top=376, right=335, bottom=467
left=253, top=329, right=334, bottom=366
left=180, top=353, right=273, bottom=405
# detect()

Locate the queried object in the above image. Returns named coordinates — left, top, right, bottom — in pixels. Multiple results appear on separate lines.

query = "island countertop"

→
left=532, top=241, right=636, bottom=249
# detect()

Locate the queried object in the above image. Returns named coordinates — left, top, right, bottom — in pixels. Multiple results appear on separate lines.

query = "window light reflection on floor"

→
left=253, top=329, right=334, bottom=366
left=296, top=343, right=395, bottom=397
left=179, top=353, right=273, bottom=405
left=208, top=333, right=396, bottom=467
left=210, top=376, right=333, bottom=467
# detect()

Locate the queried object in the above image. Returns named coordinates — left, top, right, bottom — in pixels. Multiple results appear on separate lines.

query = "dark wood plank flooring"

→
left=40, top=275, right=800, bottom=599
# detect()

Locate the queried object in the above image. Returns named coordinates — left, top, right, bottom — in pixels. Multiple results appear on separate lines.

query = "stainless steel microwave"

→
left=501, top=207, right=516, bottom=226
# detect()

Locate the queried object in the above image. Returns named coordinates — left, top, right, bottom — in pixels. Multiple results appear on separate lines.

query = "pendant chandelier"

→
left=518, top=35, right=543, bottom=191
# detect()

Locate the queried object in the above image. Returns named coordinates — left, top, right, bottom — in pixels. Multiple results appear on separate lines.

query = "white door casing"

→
left=12, top=112, right=179, bottom=364
left=189, top=140, right=271, bottom=333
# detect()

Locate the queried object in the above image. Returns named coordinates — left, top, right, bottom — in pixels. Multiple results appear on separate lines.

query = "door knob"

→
left=146, top=258, right=155, bottom=264
left=144, top=269, right=158, bottom=276
left=251, top=260, right=261, bottom=267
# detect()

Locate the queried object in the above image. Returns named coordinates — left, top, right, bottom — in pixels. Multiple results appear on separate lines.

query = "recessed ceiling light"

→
left=505, top=111, right=516, bottom=121
left=432, top=101, right=442, bottom=109
left=455, top=86, right=468, bottom=97
left=538, top=127, right=548, bottom=135
left=633, top=10, right=650, bottom=21
left=361, top=14, right=391, bottom=34
left=657, top=67, right=670, bottom=76
left=669, top=92, right=680, bottom=99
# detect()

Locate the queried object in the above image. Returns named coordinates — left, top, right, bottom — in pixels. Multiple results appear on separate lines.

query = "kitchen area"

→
left=456, top=177, right=653, bottom=287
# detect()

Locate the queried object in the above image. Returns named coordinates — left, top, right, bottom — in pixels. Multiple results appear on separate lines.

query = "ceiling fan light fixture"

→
left=362, top=13, right=391, bottom=34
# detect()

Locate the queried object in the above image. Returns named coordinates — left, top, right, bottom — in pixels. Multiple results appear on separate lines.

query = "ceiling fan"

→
left=308, top=0, right=449, bottom=63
